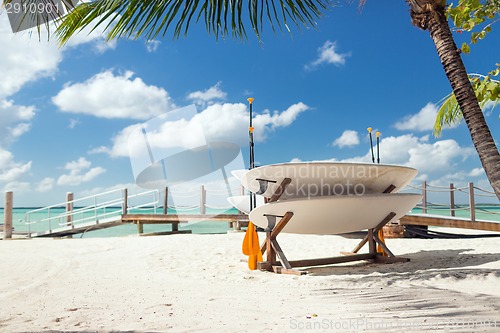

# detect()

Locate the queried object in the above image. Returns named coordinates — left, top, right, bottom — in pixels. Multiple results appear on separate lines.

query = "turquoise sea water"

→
left=411, top=205, right=500, bottom=222
left=1, top=205, right=499, bottom=238
left=0, top=207, right=240, bottom=238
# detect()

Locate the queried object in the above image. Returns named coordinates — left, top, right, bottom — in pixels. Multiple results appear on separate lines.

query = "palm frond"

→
left=434, top=92, right=462, bottom=137
left=434, top=71, right=500, bottom=137
left=56, top=0, right=332, bottom=45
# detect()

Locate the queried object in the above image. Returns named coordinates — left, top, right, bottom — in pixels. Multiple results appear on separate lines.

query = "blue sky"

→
left=0, top=1, right=499, bottom=207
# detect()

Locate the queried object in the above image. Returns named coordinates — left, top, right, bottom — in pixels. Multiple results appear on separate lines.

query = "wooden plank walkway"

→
left=122, top=213, right=249, bottom=235
left=121, top=214, right=248, bottom=223
left=31, top=215, right=125, bottom=238
left=399, top=214, right=500, bottom=232
left=30, top=213, right=249, bottom=238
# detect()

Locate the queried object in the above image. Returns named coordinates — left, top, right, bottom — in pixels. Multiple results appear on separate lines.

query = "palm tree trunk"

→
left=407, top=0, right=500, bottom=201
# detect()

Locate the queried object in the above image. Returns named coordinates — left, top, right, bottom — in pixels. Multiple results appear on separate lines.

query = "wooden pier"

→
left=122, top=213, right=249, bottom=236
left=393, top=181, right=500, bottom=235
left=399, top=214, right=500, bottom=232
left=30, top=216, right=125, bottom=238
left=25, top=214, right=249, bottom=238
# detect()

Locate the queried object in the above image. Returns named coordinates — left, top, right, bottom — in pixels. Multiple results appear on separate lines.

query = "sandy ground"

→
left=1, top=232, right=499, bottom=332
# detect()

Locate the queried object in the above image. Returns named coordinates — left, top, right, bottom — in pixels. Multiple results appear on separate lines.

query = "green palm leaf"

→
left=56, top=0, right=331, bottom=44
left=434, top=71, right=499, bottom=137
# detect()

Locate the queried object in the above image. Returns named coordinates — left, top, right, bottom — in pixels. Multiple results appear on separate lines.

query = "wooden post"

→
left=450, top=183, right=455, bottom=217
left=3, top=191, right=13, bottom=239
left=238, top=185, right=245, bottom=215
left=66, top=192, right=74, bottom=227
left=200, top=185, right=206, bottom=215
left=163, top=187, right=168, bottom=215
left=469, top=182, right=476, bottom=222
left=368, top=229, right=376, bottom=255
left=265, top=231, right=276, bottom=264
left=422, top=181, right=427, bottom=214
left=122, top=188, right=128, bottom=215
left=137, top=223, right=144, bottom=234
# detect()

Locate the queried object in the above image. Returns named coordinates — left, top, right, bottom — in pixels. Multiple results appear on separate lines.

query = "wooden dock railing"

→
left=414, top=181, right=499, bottom=222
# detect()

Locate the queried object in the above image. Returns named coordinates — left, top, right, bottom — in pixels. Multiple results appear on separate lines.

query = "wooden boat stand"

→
left=255, top=179, right=409, bottom=275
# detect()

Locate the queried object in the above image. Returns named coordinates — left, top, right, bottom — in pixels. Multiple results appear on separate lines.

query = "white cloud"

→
left=52, top=70, right=176, bottom=120
left=0, top=15, right=115, bottom=100
left=337, top=134, right=474, bottom=174
left=146, top=40, right=161, bottom=53
left=2, top=181, right=31, bottom=194
left=187, top=82, right=227, bottom=106
left=426, top=167, right=485, bottom=187
left=405, top=139, right=473, bottom=172
left=394, top=102, right=438, bottom=131
left=0, top=19, right=62, bottom=99
left=482, top=100, right=498, bottom=117
left=36, top=177, right=55, bottom=192
left=0, top=99, right=36, bottom=145
left=332, top=130, right=360, bottom=148
left=61, top=22, right=117, bottom=53
left=68, top=118, right=80, bottom=129
left=0, top=14, right=117, bottom=181
left=77, top=182, right=142, bottom=199
left=253, top=103, right=309, bottom=132
left=305, top=40, right=350, bottom=71
left=57, top=157, right=106, bottom=186
left=469, top=167, right=484, bottom=177
left=88, top=146, right=110, bottom=155
left=394, top=102, right=460, bottom=132
left=0, top=148, right=32, bottom=183
left=0, top=99, right=34, bottom=188
left=100, top=102, right=309, bottom=157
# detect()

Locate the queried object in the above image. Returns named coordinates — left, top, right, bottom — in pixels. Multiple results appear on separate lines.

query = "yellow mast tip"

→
left=367, top=127, right=372, bottom=133
left=247, top=98, right=254, bottom=104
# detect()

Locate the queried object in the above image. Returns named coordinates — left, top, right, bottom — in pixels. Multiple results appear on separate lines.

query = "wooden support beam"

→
left=351, top=212, right=396, bottom=254
left=138, top=230, right=191, bottom=236
left=288, top=253, right=375, bottom=268
left=66, top=192, right=74, bottom=227
left=368, top=229, right=376, bottom=255
left=163, top=187, right=168, bottom=215
left=422, top=180, right=427, bottom=214
left=122, top=189, right=128, bottom=215
left=268, top=178, right=292, bottom=202
left=272, top=266, right=307, bottom=275
left=200, top=185, right=206, bottom=215
left=3, top=191, right=13, bottom=239
left=271, top=212, right=294, bottom=238
left=373, top=212, right=397, bottom=233
left=351, top=236, right=368, bottom=254
left=121, top=214, right=248, bottom=223
left=373, top=233, right=395, bottom=258
left=265, top=231, right=275, bottom=265
left=450, top=183, right=455, bottom=217
left=271, top=239, right=291, bottom=269
left=469, top=182, right=476, bottom=222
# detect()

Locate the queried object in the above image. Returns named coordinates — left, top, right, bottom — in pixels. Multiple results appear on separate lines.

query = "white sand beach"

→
left=1, top=232, right=499, bottom=332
